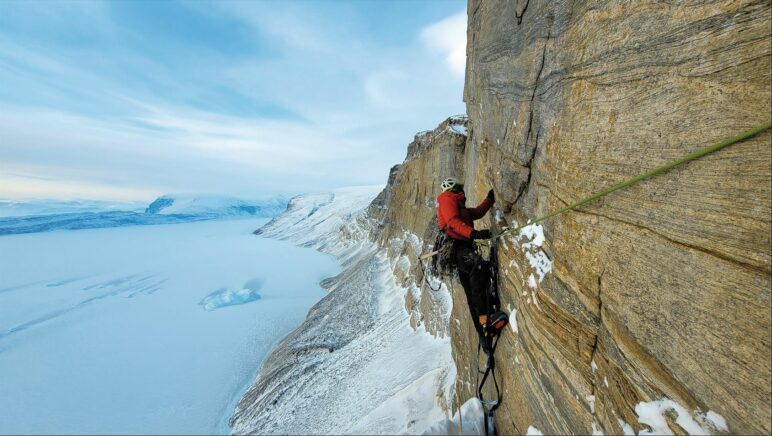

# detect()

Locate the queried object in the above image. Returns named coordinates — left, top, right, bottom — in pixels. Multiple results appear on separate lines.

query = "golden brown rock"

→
left=369, top=1, right=770, bottom=433
left=456, top=0, right=771, bottom=433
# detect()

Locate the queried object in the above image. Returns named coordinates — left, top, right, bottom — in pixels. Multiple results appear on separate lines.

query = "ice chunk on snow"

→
left=199, top=288, right=261, bottom=311
left=423, top=397, right=485, bottom=435
left=526, top=425, right=544, bottom=435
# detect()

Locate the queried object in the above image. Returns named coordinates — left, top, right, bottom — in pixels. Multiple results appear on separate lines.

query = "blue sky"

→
left=0, top=0, right=466, bottom=201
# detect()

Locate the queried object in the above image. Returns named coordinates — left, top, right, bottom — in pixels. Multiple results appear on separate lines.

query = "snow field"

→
left=0, top=218, right=338, bottom=434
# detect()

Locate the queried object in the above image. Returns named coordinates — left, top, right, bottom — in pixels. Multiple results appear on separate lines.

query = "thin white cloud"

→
left=364, top=71, right=409, bottom=108
left=0, top=3, right=468, bottom=201
left=420, top=10, right=467, bottom=77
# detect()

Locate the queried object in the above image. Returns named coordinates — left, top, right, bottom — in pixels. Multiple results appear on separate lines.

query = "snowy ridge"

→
left=256, top=186, right=383, bottom=263
left=230, top=186, right=458, bottom=435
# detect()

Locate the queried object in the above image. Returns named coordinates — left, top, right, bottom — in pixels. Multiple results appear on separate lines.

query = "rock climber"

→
left=437, top=177, right=508, bottom=341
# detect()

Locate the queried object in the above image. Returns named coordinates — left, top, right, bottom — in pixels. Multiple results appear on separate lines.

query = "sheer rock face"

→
left=370, top=0, right=770, bottom=434
left=453, top=0, right=770, bottom=434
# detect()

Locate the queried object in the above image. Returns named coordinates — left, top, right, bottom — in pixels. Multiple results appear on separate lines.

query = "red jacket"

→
left=437, top=190, right=494, bottom=240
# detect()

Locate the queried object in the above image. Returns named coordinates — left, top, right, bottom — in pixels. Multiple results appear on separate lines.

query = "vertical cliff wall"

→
left=371, top=1, right=770, bottom=434
left=459, top=0, right=770, bottom=434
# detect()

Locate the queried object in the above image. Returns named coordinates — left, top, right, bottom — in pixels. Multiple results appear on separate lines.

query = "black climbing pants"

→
left=453, top=240, right=493, bottom=333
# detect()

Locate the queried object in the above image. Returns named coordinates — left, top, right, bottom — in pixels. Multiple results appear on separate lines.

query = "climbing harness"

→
left=476, top=241, right=503, bottom=436
left=419, top=121, right=772, bottom=259
left=420, top=227, right=455, bottom=292
left=431, top=228, right=455, bottom=275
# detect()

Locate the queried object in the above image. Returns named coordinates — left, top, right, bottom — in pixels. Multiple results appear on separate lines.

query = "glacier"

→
left=0, top=194, right=289, bottom=236
left=0, top=217, right=339, bottom=434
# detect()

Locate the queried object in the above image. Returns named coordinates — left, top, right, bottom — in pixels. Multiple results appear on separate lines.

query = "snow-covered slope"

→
left=256, top=186, right=383, bottom=261
left=229, top=186, right=459, bottom=435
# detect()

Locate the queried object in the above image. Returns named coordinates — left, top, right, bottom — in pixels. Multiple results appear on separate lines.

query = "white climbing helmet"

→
left=441, top=177, right=463, bottom=192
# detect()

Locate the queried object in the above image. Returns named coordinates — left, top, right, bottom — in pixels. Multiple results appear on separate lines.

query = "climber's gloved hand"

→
left=487, top=189, right=495, bottom=202
left=471, top=229, right=493, bottom=240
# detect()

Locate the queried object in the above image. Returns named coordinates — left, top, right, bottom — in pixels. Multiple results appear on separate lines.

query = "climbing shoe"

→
left=479, top=311, right=509, bottom=337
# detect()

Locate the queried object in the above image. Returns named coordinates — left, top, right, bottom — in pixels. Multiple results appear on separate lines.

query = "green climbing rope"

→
left=480, top=120, right=772, bottom=243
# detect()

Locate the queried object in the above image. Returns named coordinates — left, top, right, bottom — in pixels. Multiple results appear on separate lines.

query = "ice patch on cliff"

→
left=525, top=250, right=552, bottom=281
left=509, top=222, right=553, bottom=281
left=586, top=394, right=596, bottom=413
left=618, top=418, right=636, bottom=436
left=635, top=398, right=728, bottom=435
left=507, top=305, right=518, bottom=333
left=526, top=425, right=544, bottom=435
left=423, top=397, right=485, bottom=435
left=704, top=411, right=728, bottom=432
left=519, top=223, right=545, bottom=249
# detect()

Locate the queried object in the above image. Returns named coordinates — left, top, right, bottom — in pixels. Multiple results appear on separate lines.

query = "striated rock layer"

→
left=360, top=0, right=771, bottom=433
left=449, top=0, right=770, bottom=434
